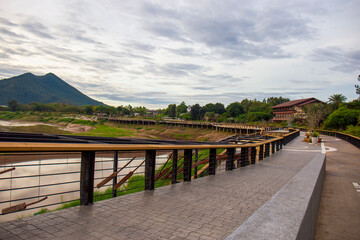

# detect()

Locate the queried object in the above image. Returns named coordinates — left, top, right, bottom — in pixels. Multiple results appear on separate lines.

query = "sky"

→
left=0, top=0, right=359, bottom=108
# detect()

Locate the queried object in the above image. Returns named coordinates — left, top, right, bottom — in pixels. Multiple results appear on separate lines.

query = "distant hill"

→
left=0, top=73, right=105, bottom=106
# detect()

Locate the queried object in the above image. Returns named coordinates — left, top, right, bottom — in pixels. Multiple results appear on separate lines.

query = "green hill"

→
left=0, top=73, right=105, bottom=106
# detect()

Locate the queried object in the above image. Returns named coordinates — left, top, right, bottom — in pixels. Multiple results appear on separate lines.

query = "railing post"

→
left=240, top=147, right=248, bottom=167
left=250, top=147, right=256, bottom=164
left=171, top=149, right=178, bottom=184
left=280, top=139, right=283, bottom=150
left=209, top=148, right=217, bottom=175
left=112, top=151, right=118, bottom=198
left=271, top=141, right=276, bottom=154
left=265, top=143, right=270, bottom=157
left=259, top=145, right=264, bottom=161
left=194, top=149, right=198, bottom=178
left=226, top=148, right=235, bottom=171
left=80, top=151, right=95, bottom=205
left=145, top=150, right=156, bottom=190
left=183, top=149, right=192, bottom=181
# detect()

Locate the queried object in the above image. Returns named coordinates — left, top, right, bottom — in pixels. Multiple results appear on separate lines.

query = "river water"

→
left=0, top=153, right=170, bottom=222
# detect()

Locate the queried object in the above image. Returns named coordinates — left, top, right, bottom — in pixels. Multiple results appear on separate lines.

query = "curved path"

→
left=0, top=135, right=350, bottom=240
left=315, top=135, right=360, bottom=240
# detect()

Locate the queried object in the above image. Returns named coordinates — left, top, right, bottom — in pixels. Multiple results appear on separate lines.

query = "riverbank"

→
left=0, top=119, right=234, bottom=142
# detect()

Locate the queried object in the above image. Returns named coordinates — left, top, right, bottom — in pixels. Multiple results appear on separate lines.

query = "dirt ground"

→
left=315, top=136, right=360, bottom=240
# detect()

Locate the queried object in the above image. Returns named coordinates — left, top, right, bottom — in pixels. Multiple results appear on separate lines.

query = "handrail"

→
left=295, top=127, right=359, bottom=148
left=0, top=130, right=300, bottom=215
left=0, top=136, right=285, bottom=152
left=316, top=129, right=360, bottom=140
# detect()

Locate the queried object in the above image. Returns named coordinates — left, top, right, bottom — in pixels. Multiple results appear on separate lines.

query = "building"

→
left=271, top=97, right=323, bottom=122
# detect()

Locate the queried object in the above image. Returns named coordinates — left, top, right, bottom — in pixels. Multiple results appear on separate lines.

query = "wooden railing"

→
left=0, top=130, right=300, bottom=217
left=296, top=128, right=360, bottom=149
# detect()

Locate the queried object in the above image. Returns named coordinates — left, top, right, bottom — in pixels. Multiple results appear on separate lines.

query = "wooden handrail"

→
left=0, top=135, right=287, bottom=152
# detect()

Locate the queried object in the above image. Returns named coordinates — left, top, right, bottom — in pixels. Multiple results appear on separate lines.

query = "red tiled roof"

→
left=271, top=98, right=322, bottom=109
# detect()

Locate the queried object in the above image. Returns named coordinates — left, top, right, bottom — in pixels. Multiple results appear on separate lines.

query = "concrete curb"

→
left=225, top=153, right=326, bottom=240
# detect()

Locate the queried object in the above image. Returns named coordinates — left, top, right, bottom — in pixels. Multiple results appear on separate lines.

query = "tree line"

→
left=3, top=97, right=291, bottom=123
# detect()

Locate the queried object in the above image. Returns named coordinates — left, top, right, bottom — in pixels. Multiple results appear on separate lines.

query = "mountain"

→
left=0, top=73, right=105, bottom=106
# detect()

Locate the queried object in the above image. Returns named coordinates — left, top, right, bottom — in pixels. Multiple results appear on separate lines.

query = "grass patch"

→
left=71, top=119, right=97, bottom=126
left=172, top=133, right=190, bottom=140
left=74, top=124, right=134, bottom=137
left=0, top=111, right=23, bottom=120
left=2, top=125, right=69, bottom=134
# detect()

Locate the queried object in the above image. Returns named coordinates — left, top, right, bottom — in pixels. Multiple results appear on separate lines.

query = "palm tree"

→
left=328, top=94, right=347, bottom=109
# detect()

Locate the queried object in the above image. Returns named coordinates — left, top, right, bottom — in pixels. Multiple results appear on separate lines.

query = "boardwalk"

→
left=315, top=135, right=360, bottom=240
left=0, top=135, right=325, bottom=240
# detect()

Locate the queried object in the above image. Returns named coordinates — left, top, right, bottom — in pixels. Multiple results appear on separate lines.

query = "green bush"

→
left=344, top=125, right=360, bottom=137
left=311, top=131, right=319, bottom=137
left=324, top=107, right=360, bottom=130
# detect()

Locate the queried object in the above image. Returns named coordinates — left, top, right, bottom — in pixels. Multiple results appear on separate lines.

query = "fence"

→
left=101, top=117, right=281, bottom=135
left=0, top=130, right=299, bottom=220
left=296, top=128, right=360, bottom=149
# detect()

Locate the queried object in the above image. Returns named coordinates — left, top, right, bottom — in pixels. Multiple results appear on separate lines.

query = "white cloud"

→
left=0, top=0, right=359, bottom=108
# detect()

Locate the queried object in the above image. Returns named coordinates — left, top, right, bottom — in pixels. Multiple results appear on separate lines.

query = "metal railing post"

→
left=145, top=150, right=156, bottom=190
left=194, top=149, right=198, bottom=178
left=259, top=145, right=264, bottom=161
left=271, top=142, right=276, bottom=154
left=226, top=148, right=235, bottom=171
left=183, top=149, right=192, bottom=181
left=171, top=149, right=178, bottom=184
left=250, top=147, right=256, bottom=164
left=264, top=143, right=270, bottom=157
left=209, top=148, right=217, bottom=175
left=80, top=151, right=95, bottom=205
left=240, top=147, right=248, bottom=167
left=112, top=151, right=118, bottom=198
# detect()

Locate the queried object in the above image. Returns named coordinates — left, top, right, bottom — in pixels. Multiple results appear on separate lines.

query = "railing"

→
left=0, top=130, right=300, bottom=220
left=317, top=130, right=360, bottom=149
left=101, top=117, right=281, bottom=134
left=296, top=128, right=360, bottom=149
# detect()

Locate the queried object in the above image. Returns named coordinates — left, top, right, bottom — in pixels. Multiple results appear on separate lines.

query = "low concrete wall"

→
left=226, top=153, right=326, bottom=240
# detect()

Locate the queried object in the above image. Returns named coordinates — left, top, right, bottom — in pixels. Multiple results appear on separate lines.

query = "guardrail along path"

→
left=0, top=135, right=321, bottom=240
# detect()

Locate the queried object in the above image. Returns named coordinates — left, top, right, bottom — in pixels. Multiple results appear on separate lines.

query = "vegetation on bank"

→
left=1, top=88, right=359, bottom=137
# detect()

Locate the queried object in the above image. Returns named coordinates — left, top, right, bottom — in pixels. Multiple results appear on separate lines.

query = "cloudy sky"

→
left=0, top=0, right=359, bottom=108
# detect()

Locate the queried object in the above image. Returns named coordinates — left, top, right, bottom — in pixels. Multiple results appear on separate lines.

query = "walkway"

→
left=0, top=136, right=321, bottom=240
left=315, top=135, right=360, bottom=240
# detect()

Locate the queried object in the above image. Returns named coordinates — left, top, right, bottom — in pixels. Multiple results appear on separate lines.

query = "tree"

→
left=266, top=96, right=290, bottom=106
left=355, top=74, right=360, bottom=98
left=8, top=100, right=19, bottom=111
left=165, top=104, right=176, bottom=118
left=226, top=102, right=244, bottom=118
left=215, top=103, right=226, bottom=115
left=328, top=94, right=347, bottom=110
left=190, top=104, right=201, bottom=120
left=203, top=103, right=216, bottom=113
left=204, top=112, right=216, bottom=122
left=84, top=105, right=94, bottom=115
left=176, top=101, right=187, bottom=116
left=304, top=103, right=329, bottom=131
left=133, top=106, right=147, bottom=116
left=324, top=107, right=360, bottom=130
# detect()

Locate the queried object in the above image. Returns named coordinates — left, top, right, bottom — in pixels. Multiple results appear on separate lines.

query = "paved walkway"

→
left=315, top=135, right=360, bottom=240
left=0, top=136, right=322, bottom=240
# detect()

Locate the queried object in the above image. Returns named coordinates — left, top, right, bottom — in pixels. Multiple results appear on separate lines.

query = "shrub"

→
left=324, top=107, right=360, bottom=130
left=311, top=131, right=319, bottom=137
left=344, top=125, right=360, bottom=137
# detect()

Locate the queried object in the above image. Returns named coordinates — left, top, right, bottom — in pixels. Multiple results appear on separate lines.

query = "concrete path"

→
left=0, top=136, right=322, bottom=240
left=315, top=135, right=360, bottom=240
